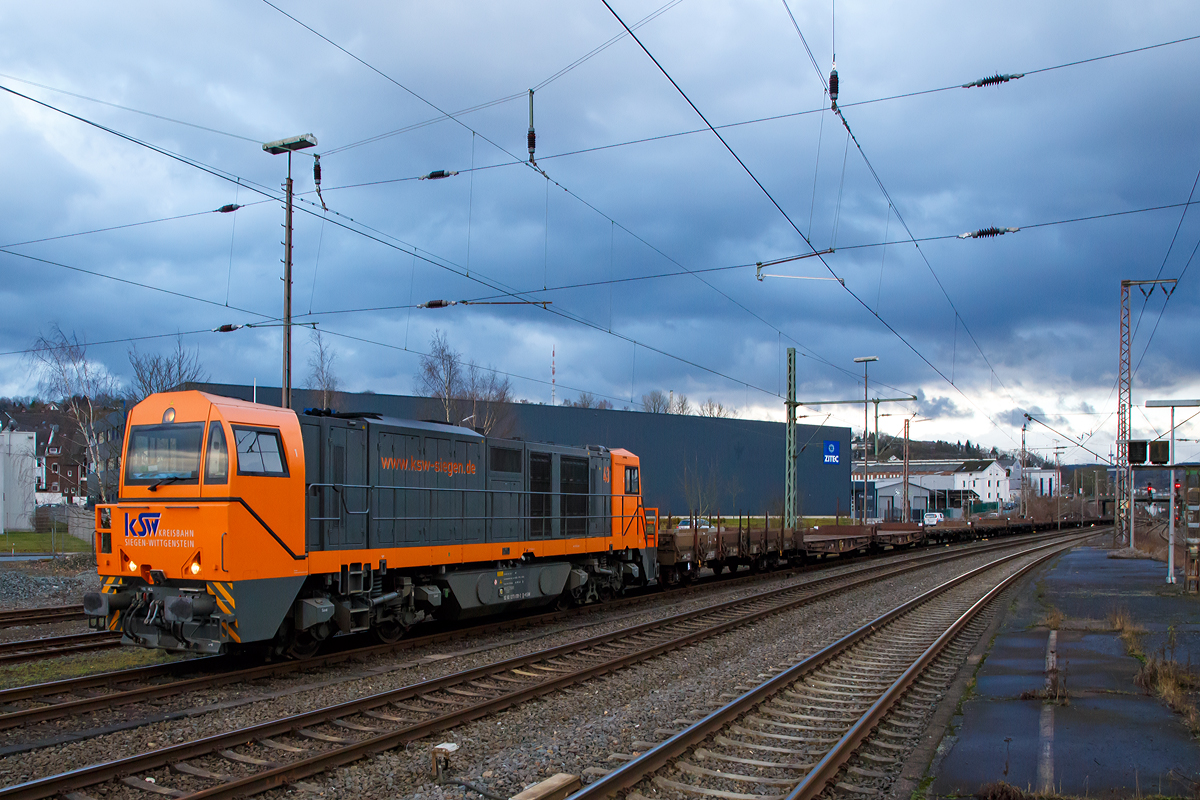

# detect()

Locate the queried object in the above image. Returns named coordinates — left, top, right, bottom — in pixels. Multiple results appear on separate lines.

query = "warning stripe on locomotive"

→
left=108, top=610, right=122, bottom=631
left=221, top=619, right=241, bottom=643
left=101, top=576, right=121, bottom=594
left=208, top=582, right=236, bottom=616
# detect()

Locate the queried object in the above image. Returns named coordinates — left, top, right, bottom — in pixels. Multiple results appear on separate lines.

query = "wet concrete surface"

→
left=929, top=545, right=1200, bottom=797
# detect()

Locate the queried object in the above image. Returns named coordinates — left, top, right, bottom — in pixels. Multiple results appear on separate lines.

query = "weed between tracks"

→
left=0, top=645, right=178, bottom=689
left=1135, top=625, right=1200, bottom=736
left=1110, top=606, right=1147, bottom=661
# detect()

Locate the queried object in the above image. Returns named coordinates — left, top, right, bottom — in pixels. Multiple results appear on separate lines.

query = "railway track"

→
left=573, top=535, right=1076, bottom=799
left=0, top=631, right=120, bottom=666
left=0, top=529, right=1078, bottom=740
left=0, top=529, right=1098, bottom=800
left=0, top=605, right=85, bottom=629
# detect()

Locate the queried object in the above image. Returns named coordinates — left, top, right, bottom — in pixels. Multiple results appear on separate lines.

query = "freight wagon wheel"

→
left=712, top=563, right=725, bottom=576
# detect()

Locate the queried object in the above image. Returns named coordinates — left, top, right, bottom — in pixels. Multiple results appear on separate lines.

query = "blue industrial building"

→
left=185, top=383, right=851, bottom=518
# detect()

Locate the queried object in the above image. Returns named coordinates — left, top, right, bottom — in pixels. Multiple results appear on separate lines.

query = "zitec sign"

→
left=823, top=440, right=840, bottom=465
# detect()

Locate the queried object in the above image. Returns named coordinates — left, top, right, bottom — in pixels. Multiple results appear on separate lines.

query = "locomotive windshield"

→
left=124, top=423, right=204, bottom=485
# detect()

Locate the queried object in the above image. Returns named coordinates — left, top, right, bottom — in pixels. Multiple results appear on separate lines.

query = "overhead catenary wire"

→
left=600, top=0, right=1018, bottom=444
left=317, top=31, right=1200, bottom=172
left=259, top=2, right=893, bottom=408
left=2, top=73, right=854, bottom=417
left=772, top=8, right=1025, bottom=422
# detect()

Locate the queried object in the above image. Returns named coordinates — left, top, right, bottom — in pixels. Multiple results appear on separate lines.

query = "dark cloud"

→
left=1, top=1, right=1198, bottom=461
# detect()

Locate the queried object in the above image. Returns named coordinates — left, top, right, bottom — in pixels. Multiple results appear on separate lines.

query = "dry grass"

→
left=1109, top=606, right=1147, bottom=659
left=1042, top=606, right=1064, bottom=630
left=976, top=782, right=1030, bottom=800
left=1137, top=657, right=1200, bottom=733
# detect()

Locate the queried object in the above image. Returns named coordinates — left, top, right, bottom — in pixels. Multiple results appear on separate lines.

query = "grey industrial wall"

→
left=188, top=383, right=851, bottom=517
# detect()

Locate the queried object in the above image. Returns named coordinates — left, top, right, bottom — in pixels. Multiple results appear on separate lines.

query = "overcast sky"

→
left=2, top=1, right=1198, bottom=463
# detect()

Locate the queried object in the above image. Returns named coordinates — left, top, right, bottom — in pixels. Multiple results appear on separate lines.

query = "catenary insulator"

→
left=527, top=88, right=536, bottom=163
left=216, top=204, right=241, bottom=214
left=313, top=156, right=322, bottom=186
left=829, top=67, right=839, bottom=108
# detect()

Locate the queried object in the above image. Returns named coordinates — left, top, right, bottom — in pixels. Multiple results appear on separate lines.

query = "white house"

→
left=952, top=460, right=1010, bottom=506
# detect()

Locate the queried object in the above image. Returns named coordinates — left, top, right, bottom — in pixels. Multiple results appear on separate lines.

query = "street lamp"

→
left=854, top=356, right=878, bottom=525
left=263, top=133, right=317, bottom=409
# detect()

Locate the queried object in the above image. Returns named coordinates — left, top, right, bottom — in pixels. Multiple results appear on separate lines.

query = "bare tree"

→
left=126, top=336, right=208, bottom=403
left=27, top=325, right=119, bottom=502
left=415, top=331, right=513, bottom=435
left=698, top=398, right=736, bottom=418
left=597, top=398, right=613, bottom=409
left=668, top=392, right=691, bottom=415
left=462, top=362, right=514, bottom=436
left=679, top=455, right=741, bottom=519
left=641, top=390, right=670, bottom=413
left=416, top=330, right=464, bottom=424
left=305, top=329, right=341, bottom=409
left=574, top=391, right=597, bottom=409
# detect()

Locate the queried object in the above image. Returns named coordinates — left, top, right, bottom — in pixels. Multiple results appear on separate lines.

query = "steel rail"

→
left=567, top=530, right=1097, bottom=799
left=0, top=631, right=120, bottom=665
left=0, top=528, right=1077, bottom=733
left=0, top=531, right=1092, bottom=800
left=0, top=605, right=85, bottom=628
left=785, top=543, right=1055, bottom=799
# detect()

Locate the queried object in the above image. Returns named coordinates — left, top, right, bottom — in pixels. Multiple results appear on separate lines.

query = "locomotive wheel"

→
left=286, top=631, right=322, bottom=660
left=372, top=620, right=407, bottom=645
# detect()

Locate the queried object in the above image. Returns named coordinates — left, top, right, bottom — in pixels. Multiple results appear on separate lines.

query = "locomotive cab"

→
left=87, top=391, right=306, bottom=652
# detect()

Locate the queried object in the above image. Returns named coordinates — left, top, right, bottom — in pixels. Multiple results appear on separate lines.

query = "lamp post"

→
left=263, top=133, right=317, bottom=409
left=854, top=356, right=878, bottom=525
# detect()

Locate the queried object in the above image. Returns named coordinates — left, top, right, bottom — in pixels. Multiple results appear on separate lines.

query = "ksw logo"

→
left=125, top=512, right=162, bottom=537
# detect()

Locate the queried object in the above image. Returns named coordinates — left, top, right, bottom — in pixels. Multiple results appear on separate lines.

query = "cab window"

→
left=232, top=426, right=289, bottom=477
left=204, top=421, right=229, bottom=484
left=625, top=465, right=640, bottom=495
left=124, top=423, right=204, bottom=485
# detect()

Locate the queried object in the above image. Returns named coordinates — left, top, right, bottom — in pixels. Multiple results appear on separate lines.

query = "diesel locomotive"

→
left=84, top=391, right=659, bottom=657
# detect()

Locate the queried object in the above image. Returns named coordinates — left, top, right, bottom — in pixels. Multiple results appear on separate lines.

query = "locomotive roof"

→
left=350, top=413, right=485, bottom=440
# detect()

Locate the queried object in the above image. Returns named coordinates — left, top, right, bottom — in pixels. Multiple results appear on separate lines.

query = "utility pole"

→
left=1118, top=278, right=1177, bottom=542
left=282, top=164, right=294, bottom=408
left=903, top=417, right=910, bottom=523
left=784, top=348, right=797, bottom=530
left=263, top=133, right=318, bottom=410
left=1056, top=447, right=1062, bottom=531
left=853, top=357, right=878, bottom=525
left=1020, top=422, right=1027, bottom=519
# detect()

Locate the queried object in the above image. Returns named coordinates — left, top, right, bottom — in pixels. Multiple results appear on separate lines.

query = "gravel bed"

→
left=269, top=546, right=1047, bottom=800
left=0, top=548, right=933, bottom=754
left=0, top=557, right=98, bottom=613
left=0, top=540, right=1040, bottom=791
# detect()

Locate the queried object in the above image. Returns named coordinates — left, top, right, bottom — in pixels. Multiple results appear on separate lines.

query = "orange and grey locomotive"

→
left=84, top=391, right=658, bottom=657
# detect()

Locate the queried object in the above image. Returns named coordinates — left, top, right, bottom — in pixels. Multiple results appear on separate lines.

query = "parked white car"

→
left=923, top=512, right=944, bottom=526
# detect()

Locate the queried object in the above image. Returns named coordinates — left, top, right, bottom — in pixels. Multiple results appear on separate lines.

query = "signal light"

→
left=128, top=561, right=138, bottom=572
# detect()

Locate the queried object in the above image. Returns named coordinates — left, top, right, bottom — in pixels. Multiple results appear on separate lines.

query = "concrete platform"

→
left=928, top=546, right=1200, bottom=797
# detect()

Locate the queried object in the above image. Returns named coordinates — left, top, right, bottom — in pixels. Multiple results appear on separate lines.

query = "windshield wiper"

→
left=148, top=475, right=184, bottom=492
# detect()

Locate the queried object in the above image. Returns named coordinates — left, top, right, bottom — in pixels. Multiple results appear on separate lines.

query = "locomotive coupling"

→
left=83, top=590, right=134, bottom=616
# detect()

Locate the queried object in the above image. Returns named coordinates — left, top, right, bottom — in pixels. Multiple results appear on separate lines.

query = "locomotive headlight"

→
left=128, top=561, right=138, bottom=571
left=190, top=562, right=201, bottom=575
